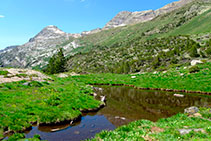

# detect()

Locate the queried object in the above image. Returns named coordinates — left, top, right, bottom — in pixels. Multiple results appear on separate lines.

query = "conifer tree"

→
left=45, top=48, right=66, bottom=74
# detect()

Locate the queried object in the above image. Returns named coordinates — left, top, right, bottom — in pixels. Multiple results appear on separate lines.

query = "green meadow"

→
left=0, top=77, right=102, bottom=140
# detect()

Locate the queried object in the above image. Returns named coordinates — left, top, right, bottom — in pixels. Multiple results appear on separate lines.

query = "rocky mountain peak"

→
left=103, top=11, right=132, bottom=29
left=29, top=25, right=68, bottom=42
left=103, top=0, right=194, bottom=29
left=42, top=25, right=65, bottom=34
left=0, top=25, right=75, bottom=68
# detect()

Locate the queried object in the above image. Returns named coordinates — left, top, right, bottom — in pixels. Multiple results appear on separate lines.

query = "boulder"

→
left=191, top=60, right=203, bottom=66
left=184, top=106, right=199, bottom=115
left=58, top=73, right=68, bottom=78
left=100, top=96, right=106, bottom=102
left=131, top=76, right=136, bottom=78
left=23, top=82, right=30, bottom=86
left=179, top=128, right=206, bottom=135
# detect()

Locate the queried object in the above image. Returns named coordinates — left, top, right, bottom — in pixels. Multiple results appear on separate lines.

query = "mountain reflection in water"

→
left=25, top=86, right=211, bottom=141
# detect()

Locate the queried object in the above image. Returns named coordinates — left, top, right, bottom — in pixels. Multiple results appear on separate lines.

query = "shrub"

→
left=16, top=73, right=28, bottom=78
left=189, top=66, right=200, bottom=73
left=0, top=70, right=9, bottom=75
left=8, top=133, right=25, bottom=141
left=205, top=47, right=211, bottom=56
left=190, top=45, right=200, bottom=57
left=200, top=50, right=206, bottom=58
left=152, top=57, right=161, bottom=69
left=34, top=134, right=41, bottom=139
left=29, top=81, right=44, bottom=87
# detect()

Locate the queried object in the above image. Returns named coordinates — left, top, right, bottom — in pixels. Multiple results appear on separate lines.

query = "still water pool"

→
left=25, top=86, right=211, bottom=141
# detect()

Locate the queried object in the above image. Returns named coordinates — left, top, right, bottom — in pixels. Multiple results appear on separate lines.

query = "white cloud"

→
left=0, top=15, right=5, bottom=18
left=80, top=0, right=85, bottom=2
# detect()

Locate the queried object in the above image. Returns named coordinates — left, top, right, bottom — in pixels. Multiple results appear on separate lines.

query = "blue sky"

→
left=0, top=0, right=177, bottom=49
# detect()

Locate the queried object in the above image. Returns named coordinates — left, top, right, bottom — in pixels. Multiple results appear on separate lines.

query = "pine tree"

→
left=55, top=48, right=66, bottom=73
left=45, top=48, right=66, bottom=74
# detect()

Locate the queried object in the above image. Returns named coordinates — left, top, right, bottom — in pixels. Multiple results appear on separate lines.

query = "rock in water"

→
left=174, top=94, right=184, bottom=97
left=184, top=106, right=199, bottom=115
left=100, top=96, right=106, bottom=102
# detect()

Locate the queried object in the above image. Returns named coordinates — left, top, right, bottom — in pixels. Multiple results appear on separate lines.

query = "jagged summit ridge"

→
left=103, top=0, right=193, bottom=29
left=0, top=25, right=79, bottom=68
left=29, top=25, right=69, bottom=42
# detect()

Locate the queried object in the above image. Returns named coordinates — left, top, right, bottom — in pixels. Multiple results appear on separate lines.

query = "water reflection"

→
left=25, top=86, right=211, bottom=141
left=96, top=86, right=210, bottom=125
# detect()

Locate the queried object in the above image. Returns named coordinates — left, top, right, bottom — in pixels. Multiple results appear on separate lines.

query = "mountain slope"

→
left=166, top=8, right=211, bottom=35
left=65, top=0, right=211, bottom=73
left=103, top=0, right=193, bottom=29
left=0, top=26, right=79, bottom=68
left=66, top=36, right=210, bottom=73
left=71, top=0, right=210, bottom=53
left=0, top=0, right=210, bottom=69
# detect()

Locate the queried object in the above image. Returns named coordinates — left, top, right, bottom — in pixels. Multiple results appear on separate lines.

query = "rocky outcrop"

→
left=0, top=45, right=18, bottom=53
left=0, top=25, right=80, bottom=68
left=103, top=0, right=193, bottom=29
left=184, top=106, right=199, bottom=115
left=0, top=68, right=50, bottom=83
left=104, top=10, right=156, bottom=29
left=191, top=60, right=203, bottom=66
left=81, top=28, right=102, bottom=36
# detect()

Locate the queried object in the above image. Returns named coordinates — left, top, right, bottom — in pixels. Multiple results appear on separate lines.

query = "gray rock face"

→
left=81, top=28, right=102, bottom=36
left=0, top=45, right=18, bottom=53
left=0, top=25, right=80, bottom=68
left=104, top=10, right=156, bottom=29
left=104, top=0, right=193, bottom=29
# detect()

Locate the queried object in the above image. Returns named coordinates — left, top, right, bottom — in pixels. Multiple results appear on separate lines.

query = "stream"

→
left=25, top=86, right=211, bottom=141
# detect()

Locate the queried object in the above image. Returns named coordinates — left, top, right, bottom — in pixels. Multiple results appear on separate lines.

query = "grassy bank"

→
left=0, top=77, right=102, bottom=139
left=72, top=62, right=211, bottom=93
left=91, top=108, right=211, bottom=140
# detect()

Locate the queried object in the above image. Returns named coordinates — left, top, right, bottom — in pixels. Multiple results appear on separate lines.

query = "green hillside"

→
left=66, top=36, right=210, bottom=73
left=166, top=8, right=211, bottom=35
left=68, top=0, right=211, bottom=54
left=59, top=0, right=211, bottom=74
